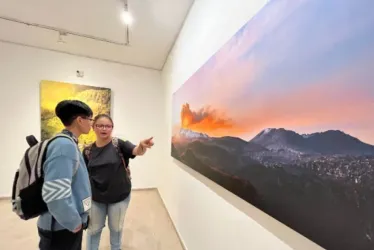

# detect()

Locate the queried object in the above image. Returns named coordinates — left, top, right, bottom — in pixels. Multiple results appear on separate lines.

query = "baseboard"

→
left=155, top=189, right=188, bottom=250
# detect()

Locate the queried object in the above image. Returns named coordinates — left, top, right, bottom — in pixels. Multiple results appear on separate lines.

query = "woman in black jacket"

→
left=83, top=114, right=153, bottom=250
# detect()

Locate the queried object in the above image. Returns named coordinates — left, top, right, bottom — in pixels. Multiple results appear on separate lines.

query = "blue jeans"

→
left=86, top=195, right=131, bottom=250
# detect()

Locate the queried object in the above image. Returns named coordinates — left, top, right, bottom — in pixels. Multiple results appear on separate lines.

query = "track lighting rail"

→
left=0, top=15, right=130, bottom=46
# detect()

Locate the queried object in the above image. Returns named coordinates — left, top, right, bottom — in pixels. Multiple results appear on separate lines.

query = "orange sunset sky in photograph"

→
left=172, top=0, right=374, bottom=145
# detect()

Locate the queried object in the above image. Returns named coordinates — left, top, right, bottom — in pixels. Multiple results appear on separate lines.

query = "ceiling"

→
left=0, top=0, right=194, bottom=70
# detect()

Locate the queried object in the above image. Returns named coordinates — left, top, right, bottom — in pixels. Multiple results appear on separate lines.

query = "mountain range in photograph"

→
left=172, top=128, right=374, bottom=250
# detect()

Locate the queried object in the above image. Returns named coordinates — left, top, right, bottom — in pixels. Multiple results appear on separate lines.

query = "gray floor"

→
left=0, top=189, right=184, bottom=250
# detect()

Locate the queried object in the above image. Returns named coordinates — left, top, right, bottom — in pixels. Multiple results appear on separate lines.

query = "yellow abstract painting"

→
left=40, top=80, right=111, bottom=150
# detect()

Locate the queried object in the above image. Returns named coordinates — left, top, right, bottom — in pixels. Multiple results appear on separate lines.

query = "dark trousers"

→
left=38, top=227, right=83, bottom=250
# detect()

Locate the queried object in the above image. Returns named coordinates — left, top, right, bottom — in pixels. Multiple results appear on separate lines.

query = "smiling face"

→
left=93, top=115, right=114, bottom=140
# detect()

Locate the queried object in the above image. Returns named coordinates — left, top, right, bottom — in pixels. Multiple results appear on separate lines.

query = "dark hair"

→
left=55, top=100, right=93, bottom=126
left=93, top=114, right=113, bottom=126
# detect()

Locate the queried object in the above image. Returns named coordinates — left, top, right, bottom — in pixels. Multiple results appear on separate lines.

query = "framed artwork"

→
left=40, top=80, right=111, bottom=150
left=171, top=0, right=374, bottom=249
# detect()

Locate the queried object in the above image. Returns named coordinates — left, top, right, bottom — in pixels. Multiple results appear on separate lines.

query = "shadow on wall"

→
left=171, top=158, right=324, bottom=250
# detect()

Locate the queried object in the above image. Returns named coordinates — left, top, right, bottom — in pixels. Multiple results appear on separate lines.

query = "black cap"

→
left=55, top=100, right=93, bottom=126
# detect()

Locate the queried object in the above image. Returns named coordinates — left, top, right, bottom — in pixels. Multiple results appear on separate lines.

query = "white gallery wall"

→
left=160, top=0, right=324, bottom=250
left=0, top=41, right=164, bottom=197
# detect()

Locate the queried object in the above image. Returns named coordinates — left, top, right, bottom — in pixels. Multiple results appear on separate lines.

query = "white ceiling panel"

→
left=0, top=0, right=194, bottom=69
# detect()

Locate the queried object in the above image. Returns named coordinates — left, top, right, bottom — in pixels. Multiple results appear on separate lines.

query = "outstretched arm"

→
left=119, top=137, right=154, bottom=158
left=133, top=144, right=146, bottom=156
left=133, top=137, right=154, bottom=156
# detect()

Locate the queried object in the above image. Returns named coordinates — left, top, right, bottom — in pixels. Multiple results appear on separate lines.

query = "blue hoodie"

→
left=37, top=133, right=92, bottom=232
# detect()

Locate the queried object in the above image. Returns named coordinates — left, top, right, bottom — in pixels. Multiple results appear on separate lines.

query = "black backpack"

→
left=12, top=133, right=78, bottom=220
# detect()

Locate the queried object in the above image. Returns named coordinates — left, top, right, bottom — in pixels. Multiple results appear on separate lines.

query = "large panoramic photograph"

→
left=171, top=0, right=374, bottom=249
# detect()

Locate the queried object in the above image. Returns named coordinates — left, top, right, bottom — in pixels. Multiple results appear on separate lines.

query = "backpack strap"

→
left=112, top=137, right=126, bottom=166
left=84, top=143, right=93, bottom=161
left=112, top=137, right=132, bottom=179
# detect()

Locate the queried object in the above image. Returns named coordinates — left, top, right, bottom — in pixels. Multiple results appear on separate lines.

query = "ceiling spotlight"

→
left=121, top=0, right=131, bottom=45
left=121, top=10, right=133, bottom=25
left=121, top=0, right=133, bottom=25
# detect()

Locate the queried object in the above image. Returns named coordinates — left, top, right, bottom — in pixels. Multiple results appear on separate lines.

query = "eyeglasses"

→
left=95, top=124, right=113, bottom=130
left=74, top=116, right=93, bottom=122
